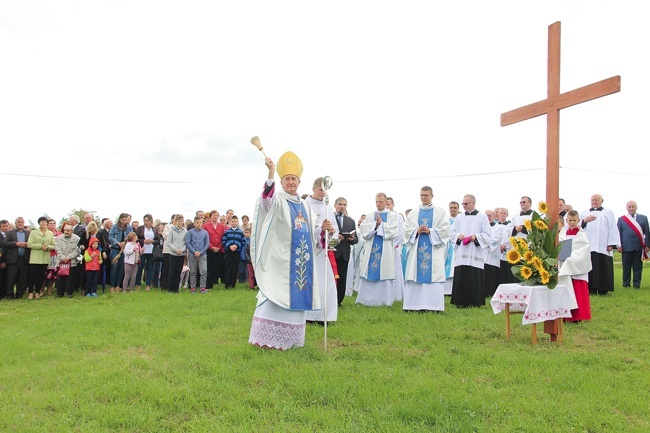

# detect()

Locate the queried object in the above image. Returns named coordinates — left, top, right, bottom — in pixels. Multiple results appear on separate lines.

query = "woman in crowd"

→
left=26, top=216, right=56, bottom=299
left=108, top=213, right=133, bottom=293
left=137, top=214, right=160, bottom=291
left=42, top=218, right=61, bottom=296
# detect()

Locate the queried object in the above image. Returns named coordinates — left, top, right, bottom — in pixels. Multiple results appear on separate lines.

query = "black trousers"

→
left=335, top=257, right=349, bottom=306
left=6, top=256, right=29, bottom=298
left=206, top=251, right=226, bottom=287
left=0, top=266, right=7, bottom=300
left=160, top=253, right=171, bottom=290
left=27, top=264, right=47, bottom=294
left=621, top=250, right=643, bottom=288
left=588, top=252, right=614, bottom=295
left=223, top=251, right=240, bottom=288
left=57, top=274, right=74, bottom=297
left=167, top=255, right=185, bottom=292
left=71, top=264, right=84, bottom=293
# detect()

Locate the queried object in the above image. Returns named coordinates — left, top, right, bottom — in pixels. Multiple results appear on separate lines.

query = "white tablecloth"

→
left=490, top=283, right=578, bottom=325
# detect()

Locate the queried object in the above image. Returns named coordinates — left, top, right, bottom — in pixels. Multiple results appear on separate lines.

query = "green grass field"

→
left=1, top=263, right=649, bottom=432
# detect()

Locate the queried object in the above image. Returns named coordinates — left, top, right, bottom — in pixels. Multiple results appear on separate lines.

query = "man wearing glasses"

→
left=449, top=195, right=492, bottom=308
left=511, top=196, right=534, bottom=240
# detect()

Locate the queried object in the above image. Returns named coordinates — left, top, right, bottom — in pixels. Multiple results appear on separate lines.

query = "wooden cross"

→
left=500, top=21, right=620, bottom=224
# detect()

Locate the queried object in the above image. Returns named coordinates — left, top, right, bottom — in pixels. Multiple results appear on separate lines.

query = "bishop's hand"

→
left=265, top=158, right=275, bottom=178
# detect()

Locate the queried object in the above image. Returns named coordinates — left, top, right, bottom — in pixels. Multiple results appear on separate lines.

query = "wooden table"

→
left=490, top=283, right=577, bottom=344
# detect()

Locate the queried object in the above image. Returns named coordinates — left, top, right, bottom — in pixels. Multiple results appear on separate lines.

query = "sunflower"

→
left=540, top=269, right=550, bottom=284
left=523, top=250, right=534, bottom=263
left=509, top=236, right=518, bottom=248
left=531, top=256, right=544, bottom=270
left=523, top=219, right=532, bottom=232
left=517, top=238, right=529, bottom=250
left=506, top=249, right=521, bottom=264
left=538, top=201, right=549, bottom=214
left=534, top=220, right=548, bottom=230
left=520, top=266, right=533, bottom=280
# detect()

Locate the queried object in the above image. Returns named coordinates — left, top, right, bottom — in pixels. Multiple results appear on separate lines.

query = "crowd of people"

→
left=0, top=210, right=255, bottom=300
left=3, top=154, right=647, bottom=353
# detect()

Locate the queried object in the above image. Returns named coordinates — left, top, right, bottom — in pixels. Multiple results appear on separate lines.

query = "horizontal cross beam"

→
left=500, top=75, right=621, bottom=127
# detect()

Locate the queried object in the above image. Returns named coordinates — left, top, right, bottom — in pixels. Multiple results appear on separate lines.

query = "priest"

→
left=449, top=194, right=492, bottom=307
left=511, top=196, right=534, bottom=239
left=580, top=194, right=620, bottom=295
left=356, top=193, right=399, bottom=306
left=304, top=178, right=338, bottom=323
left=443, top=201, right=459, bottom=295
left=248, top=152, right=329, bottom=350
left=403, top=186, right=450, bottom=312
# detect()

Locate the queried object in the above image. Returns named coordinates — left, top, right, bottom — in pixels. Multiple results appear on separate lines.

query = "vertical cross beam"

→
left=501, top=21, right=620, bottom=227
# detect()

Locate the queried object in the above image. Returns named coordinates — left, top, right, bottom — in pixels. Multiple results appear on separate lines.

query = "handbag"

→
left=58, top=262, right=71, bottom=276
left=152, top=244, right=164, bottom=261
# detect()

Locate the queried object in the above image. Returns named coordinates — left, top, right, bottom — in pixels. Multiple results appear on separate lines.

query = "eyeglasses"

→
left=520, top=201, right=528, bottom=204
left=461, top=202, right=473, bottom=206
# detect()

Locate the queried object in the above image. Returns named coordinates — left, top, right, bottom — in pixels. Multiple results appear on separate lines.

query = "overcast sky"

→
left=0, top=1, right=645, bottom=226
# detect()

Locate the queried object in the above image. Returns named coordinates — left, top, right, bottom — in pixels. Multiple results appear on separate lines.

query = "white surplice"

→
left=403, top=204, right=450, bottom=311
left=304, top=196, right=339, bottom=322
left=356, top=209, right=399, bottom=306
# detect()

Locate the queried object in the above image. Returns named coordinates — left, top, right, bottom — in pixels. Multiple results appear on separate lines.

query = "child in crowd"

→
left=221, top=215, right=246, bottom=289
left=243, top=227, right=256, bottom=289
left=558, top=210, right=592, bottom=322
left=165, top=214, right=187, bottom=293
left=122, top=232, right=141, bottom=292
left=238, top=227, right=250, bottom=284
left=84, top=237, right=103, bottom=297
left=185, top=215, right=210, bottom=293
left=180, top=256, right=190, bottom=290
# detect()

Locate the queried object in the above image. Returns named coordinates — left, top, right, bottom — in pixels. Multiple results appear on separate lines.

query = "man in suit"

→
left=617, top=200, right=650, bottom=289
left=70, top=215, right=87, bottom=294
left=97, top=218, right=112, bottom=293
left=0, top=219, right=11, bottom=300
left=3, top=217, right=31, bottom=299
left=333, top=197, right=358, bottom=306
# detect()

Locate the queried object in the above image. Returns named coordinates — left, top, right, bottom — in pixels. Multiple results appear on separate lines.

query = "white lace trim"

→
left=249, top=317, right=305, bottom=350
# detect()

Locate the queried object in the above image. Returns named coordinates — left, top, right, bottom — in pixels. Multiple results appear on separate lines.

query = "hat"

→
left=276, top=151, right=303, bottom=179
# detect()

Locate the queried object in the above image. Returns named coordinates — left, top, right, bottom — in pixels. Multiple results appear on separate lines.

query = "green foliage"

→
left=1, top=267, right=649, bottom=432
left=509, top=205, right=560, bottom=289
left=59, top=209, right=102, bottom=227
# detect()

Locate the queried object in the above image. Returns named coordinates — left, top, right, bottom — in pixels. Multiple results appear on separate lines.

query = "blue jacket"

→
left=186, top=228, right=210, bottom=256
left=222, top=227, right=246, bottom=252
left=617, top=213, right=650, bottom=252
left=108, top=224, right=133, bottom=249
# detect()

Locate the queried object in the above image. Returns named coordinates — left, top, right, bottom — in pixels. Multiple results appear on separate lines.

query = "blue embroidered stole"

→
left=445, top=218, right=455, bottom=278
left=367, top=211, right=387, bottom=281
left=417, top=208, right=434, bottom=283
left=288, top=201, right=314, bottom=310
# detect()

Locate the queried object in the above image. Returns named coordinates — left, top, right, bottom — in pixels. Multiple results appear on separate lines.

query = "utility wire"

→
left=1, top=166, right=648, bottom=185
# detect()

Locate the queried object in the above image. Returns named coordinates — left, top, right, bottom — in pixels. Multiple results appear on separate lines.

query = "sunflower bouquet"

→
left=506, top=201, right=562, bottom=289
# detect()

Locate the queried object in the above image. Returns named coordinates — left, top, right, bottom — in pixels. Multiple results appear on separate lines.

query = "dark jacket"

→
left=2, top=229, right=32, bottom=264
left=334, top=213, right=358, bottom=262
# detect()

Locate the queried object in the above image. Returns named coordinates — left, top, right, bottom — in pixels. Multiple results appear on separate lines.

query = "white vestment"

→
left=304, top=196, right=339, bottom=322
left=580, top=208, right=620, bottom=256
left=511, top=212, right=533, bottom=239
left=486, top=223, right=507, bottom=267
left=403, top=204, right=450, bottom=311
left=249, top=181, right=322, bottom=350
left=444, top=217, right=456, bottom=295
left=392, top=213, right=405, bottom=302
left=449, top=212, right=492, bottom=270
left=356, top=209, right=399, bottom=306
left=558, top=228, right=592, bottom=287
